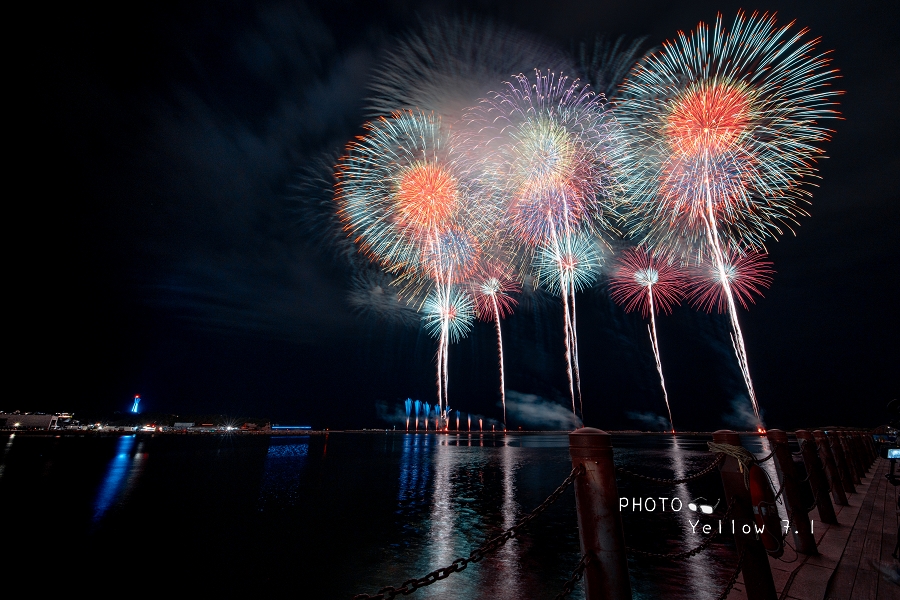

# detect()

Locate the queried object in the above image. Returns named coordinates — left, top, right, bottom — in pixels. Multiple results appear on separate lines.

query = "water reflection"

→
left=258, top=436, right=310, bottom=509
left=0, top=433, right=15, bottom=478
left=494, top=437, right=522, bottom=598
left=669, top=435, right=711, bottom=596
left=426, top=435, right=457, bottom=595
left=93, top=435, right=147, bottom=522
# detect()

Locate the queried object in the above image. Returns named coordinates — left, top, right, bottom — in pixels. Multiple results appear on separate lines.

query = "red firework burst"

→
left=688, top=250, right=774, bottom=312
left=468, top=257, right=520, bottom=321
left=609, top=247, right=686, bottom=318
left=395, top=162, right=460, bottom=235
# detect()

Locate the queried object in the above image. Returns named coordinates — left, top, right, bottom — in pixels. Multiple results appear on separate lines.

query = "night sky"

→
left=20, top=0, right=898, bottom=430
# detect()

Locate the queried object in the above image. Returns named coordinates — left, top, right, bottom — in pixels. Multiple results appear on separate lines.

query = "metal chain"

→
left=352, top=464, right=585, bottom=600
left=625, top=499, right=735, bottom=560
left=714, top=549, right=745, bottom=600
left=616, top=453, right=724, bottom=485
left=553, top=551, right=594, bottom=600
left=755, top=447, right=777, bottom=463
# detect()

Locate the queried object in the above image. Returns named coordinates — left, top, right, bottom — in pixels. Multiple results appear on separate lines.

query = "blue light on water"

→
left=93, top=435, right=136, bottom=522
left=258, top=437, right=311, bottom=509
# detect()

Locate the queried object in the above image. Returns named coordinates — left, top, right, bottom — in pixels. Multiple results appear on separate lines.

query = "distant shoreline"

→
left=0, top=428, right=780, bottom=437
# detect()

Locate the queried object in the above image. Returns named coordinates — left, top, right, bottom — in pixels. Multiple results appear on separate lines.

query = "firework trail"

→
left=470, top=254, right=520, bottom=429
left=414, top=399, right=421, bottom=431
left=336, top=109, right=487, bottom=427
left=608, top=246, right=686, bottom=432
left=422, top=286, right=475, bottom=425
left=615, top=12, right=840, bottom=427
left=465, top=70, right=619, bottom=420
left=689, top=250, right=774, bottom=409
left=456, top=410, right=460, bottom=431
left=533, top=232, right=602, bottom=416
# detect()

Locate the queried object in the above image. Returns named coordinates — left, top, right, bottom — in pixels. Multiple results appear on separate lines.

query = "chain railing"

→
left=552, top=551, right=594, bottom=600
left=616, top=452, right=725, bottom=485
left=625, top=499, right=736, bottom=560
left=714, top=549, right=745, bottom=600
left=352, top=464, right=584, bottom=600
left=353, top=429, right=849, bottom=600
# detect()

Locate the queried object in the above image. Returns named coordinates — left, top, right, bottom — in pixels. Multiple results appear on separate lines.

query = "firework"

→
left=422, top=287, right=475, bottom=342
left=367, top=15, right=573, bottom=122
left=336, top=109, right=488, bottom=426
left=405, top=398, right=412, bottom=431
left=469, top=255, right=520, bottom=429
left=615, top=12, right=840, bottom=427
left=577, top=36, right=651, bottom=101
left=609, top=246, right=686, bottom=431
left=347, top=265, right=420, bottom=327
left=689, top=250, right=774, bottom=313
left=466, top=70, right=619, bottom=419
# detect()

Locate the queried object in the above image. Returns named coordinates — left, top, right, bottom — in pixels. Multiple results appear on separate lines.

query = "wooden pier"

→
left=727, top=457, right=899, bottom=600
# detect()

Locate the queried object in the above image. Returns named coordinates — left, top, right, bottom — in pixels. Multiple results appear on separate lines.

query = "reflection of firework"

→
left=609, top=247, right=686, bottom=432
left=616, top=12, right=840, bottom=428
left=689, top=251, right=774, bottom=313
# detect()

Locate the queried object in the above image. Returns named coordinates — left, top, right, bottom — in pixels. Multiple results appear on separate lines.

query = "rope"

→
left=707, top=442, right=757, bottom=489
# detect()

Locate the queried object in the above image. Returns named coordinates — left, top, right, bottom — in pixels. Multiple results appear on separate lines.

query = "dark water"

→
left=0, top=431, right=787, bottom=598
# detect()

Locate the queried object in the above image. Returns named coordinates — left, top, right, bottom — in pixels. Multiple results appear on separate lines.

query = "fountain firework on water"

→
left=414, top=399, right=421, bottom=431
left=405, top=398, right=413, bottom=431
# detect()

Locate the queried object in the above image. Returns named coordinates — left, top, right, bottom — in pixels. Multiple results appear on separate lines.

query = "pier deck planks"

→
left=726, top=456, right=899, bottom=600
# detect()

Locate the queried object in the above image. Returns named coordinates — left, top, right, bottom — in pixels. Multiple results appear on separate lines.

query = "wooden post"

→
left=851, top=433, right=870, bottom=472
left=812, top=430, right=849, bottom=506
left=840, top=432, right=862, bottom=484
left=856, top=432, right=871, bottom=465
left=795, top=430, right=837, bottom=524
left=766, top=430, right=817, bottom=554
left=826, top=431, right=857, bottom=492
left=569, top=428, right=632, bottom=600
left=713, top=430, right=777, bottom=600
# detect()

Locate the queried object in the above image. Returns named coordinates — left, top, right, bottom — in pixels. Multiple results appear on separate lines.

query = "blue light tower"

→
left=131, top=395, right=141, bottom=413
